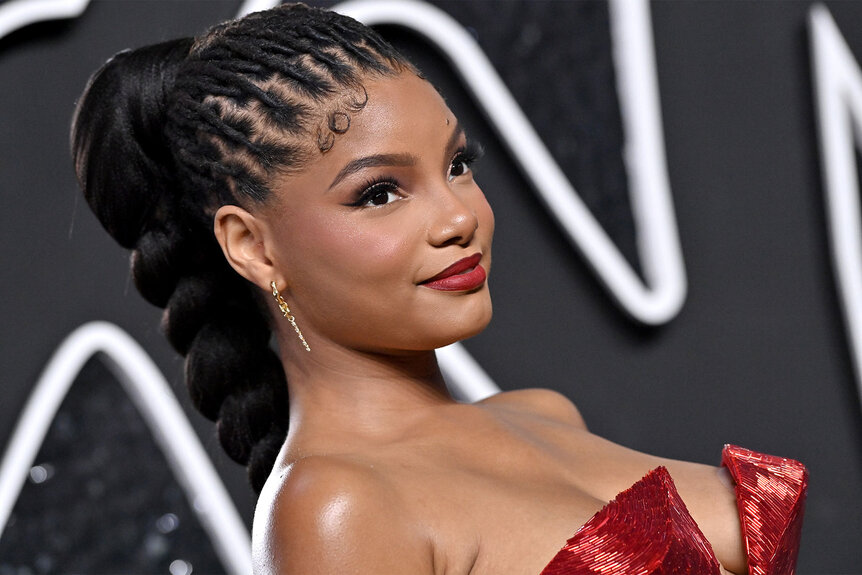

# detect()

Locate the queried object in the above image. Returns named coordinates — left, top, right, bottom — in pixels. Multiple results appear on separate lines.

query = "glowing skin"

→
left=216, top=73, right=746, bottom=575
left=265, top=72, right=494, bottom=355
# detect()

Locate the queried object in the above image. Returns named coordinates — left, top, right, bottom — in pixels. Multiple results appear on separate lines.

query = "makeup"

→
left=421, top=253, right=487, bottom=291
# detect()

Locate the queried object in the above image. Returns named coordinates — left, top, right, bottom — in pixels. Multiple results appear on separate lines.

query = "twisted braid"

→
left=71, top=3, right=411, bottom=492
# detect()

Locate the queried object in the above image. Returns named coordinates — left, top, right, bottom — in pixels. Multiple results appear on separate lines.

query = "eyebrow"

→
left=327, top=122, right=465, bottom=191
left=328, top=153, right=417, bottom=190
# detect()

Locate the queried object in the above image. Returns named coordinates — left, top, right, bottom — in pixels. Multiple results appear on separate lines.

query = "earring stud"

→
left=270, top=281, right=311, bottom=352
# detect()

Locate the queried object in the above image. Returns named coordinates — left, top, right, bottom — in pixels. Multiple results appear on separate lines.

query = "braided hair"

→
left=71, top=3, right=412, bottom=493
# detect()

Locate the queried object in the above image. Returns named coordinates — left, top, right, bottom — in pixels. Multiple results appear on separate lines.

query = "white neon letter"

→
left=811, top=4, right=862, bottom=411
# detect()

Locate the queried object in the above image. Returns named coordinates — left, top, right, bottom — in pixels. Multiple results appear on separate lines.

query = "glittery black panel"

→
left=0, top=357, right=224, bottom=574
left=433, top=0, right=638, bottom=272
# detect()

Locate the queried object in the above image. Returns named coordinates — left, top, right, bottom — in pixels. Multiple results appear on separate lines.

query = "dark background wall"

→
left=0, top=1, right=858, bottom=572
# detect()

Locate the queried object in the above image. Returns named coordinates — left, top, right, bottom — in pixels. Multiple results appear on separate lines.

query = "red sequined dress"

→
left=540, top=445, right=808, bottom=575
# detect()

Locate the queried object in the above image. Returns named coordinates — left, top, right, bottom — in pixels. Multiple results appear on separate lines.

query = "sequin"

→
left=539, top=445, right=807, bottom=575
left=721, top=445, right=808, bottom=575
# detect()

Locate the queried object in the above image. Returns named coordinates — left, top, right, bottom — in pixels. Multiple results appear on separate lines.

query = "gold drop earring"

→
left=270, top=281, right=311, bottom=352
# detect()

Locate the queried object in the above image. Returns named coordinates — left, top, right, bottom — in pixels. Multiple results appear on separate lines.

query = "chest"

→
left=409, top=462, right=723, bottom=575
left=384, top=425, right=620, bottom=574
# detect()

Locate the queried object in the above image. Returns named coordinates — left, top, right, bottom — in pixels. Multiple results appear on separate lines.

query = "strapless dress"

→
left=540, top=445, right=808, bottom=575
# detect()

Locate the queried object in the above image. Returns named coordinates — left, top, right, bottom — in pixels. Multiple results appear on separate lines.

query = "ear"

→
left=213, top=204, right=281, bottom=291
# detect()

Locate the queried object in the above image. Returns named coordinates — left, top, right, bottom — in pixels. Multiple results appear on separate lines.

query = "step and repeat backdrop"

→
left=1, top=0, right=860, bottom=572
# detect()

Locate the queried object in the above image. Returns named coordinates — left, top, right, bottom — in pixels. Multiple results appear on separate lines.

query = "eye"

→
left=348, top=178, right=402, bottom=207
left=448, top=158, right=470, bottom=181
left=365, top=187, right=399, bottom=206
left=448, top=141, right=484, bottom=182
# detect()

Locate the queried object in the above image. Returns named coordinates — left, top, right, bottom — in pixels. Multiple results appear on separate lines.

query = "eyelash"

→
left=348, top=176, right=400, bottom=207
left=347, top=139, right=485, bottom=208
left=450, top=140, right=484, bottom=180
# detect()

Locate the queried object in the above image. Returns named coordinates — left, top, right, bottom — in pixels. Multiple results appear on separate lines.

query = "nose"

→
left=427, top=187, right=479, bottom=247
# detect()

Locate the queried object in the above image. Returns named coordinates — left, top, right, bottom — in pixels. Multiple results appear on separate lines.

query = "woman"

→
left=71, top=4, right=806, bottom=574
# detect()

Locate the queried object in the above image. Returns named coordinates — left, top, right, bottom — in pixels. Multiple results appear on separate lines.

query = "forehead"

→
left=333, top=72, right=455, bottom=153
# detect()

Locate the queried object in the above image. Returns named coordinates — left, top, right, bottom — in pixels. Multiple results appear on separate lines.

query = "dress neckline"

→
left=539, top=465, right=721, bottom=574
left=537, top=445, right=808, bottom=575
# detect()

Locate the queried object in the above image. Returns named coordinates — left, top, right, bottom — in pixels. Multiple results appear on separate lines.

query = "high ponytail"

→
left=72, top=39, right=192, bottom=249
left=71, top=3, right=412, bottom=493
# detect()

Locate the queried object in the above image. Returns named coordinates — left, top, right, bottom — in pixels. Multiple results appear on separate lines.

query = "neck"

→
left=277, top=332, right=455, bottom=452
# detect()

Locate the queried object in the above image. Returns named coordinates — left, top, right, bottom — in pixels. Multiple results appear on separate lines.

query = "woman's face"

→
left=261, top=72, right=494, bottom=353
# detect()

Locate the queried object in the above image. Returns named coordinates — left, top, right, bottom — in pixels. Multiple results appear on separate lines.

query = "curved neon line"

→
left=0, top=0, right=91, bottom=40
left=333, top=0, right=686, bottom=325
left=0, top=322, right=252, bottom=574
left=810, top=4, right=862, bottom=412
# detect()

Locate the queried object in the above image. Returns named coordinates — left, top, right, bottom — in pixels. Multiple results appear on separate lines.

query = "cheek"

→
left=284, top=209, right=428, bottom=346
left=288, top=210, right=418, bottom=287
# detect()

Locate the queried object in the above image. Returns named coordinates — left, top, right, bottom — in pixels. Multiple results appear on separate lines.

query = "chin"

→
left=463, top=303, right=493, bottom=339
left=433, top=297, right=493, bottom=347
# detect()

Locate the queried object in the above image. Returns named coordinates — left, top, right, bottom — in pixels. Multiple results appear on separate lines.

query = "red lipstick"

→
left=421, top=253, right=487, bottom=291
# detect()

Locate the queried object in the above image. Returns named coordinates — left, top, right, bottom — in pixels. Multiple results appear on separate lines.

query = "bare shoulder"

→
left=480, top=388, right=587, bottom=429
left=253, top=455, right=432, bottom=575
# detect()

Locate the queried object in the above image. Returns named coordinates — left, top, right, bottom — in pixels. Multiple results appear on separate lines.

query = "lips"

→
left=420, top=253, right=487, bottom=291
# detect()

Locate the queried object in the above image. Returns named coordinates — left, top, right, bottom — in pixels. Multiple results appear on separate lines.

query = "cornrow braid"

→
left=71, top=3, right=413, bottom=493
